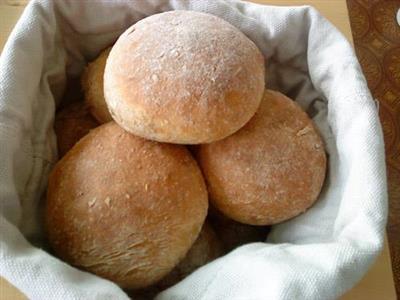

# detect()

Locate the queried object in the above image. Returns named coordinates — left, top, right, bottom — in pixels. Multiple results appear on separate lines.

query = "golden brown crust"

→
left=156, top=221, right=223, bottom=289
left=198, top=90, right=327, bottom=225
left=104, top=11, right=265, bottom=144
left=46, top=122, right=208, bottom=289
left=81, top=47, right=113, bottom=124
left=54, top=101, right=98, bottom=157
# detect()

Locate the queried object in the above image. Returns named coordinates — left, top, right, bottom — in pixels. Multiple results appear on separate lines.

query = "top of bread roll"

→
left=197, top=90, right=327, bottom=225
left=46, top=122, right=208, bottom=289
left=104, top=10, right=265, bottom=144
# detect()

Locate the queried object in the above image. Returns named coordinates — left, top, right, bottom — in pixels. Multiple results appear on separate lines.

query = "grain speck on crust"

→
left=88, top=198, right=97, bottom=208
left=296, top=126, right=313, bottom=136
left=151, top=74, right=159, bottom=82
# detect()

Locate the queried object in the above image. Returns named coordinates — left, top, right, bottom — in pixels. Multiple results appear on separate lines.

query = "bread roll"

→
left=198, top=90, right=327, bottom=225
left=208, top=207, right=269, bottom=252
left=46, top=122, right=208, bottom=289
left=157, top=221, right=223, bottom=289
left=104, top=11, right=265, bottom=144
left=54, top=101, right=98, bottom=157
left=81, top=47, right=113, bottom=123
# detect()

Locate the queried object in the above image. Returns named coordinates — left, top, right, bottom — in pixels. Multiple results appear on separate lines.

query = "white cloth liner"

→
left=0, top=0, right=387, bottom=299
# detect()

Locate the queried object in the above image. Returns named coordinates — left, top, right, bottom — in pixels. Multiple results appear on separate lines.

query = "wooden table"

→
left=0, top=1, right=396, bottom=299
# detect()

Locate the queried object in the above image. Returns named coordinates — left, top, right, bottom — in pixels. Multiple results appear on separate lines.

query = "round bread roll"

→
left=46, top=122, right=208, bottom=289
left=157, top=221, right=223, bottom=289
left=54, top=101, right=98, bottom=157
left=197, top=90, right=327, bottom=225
left=208, top=207, right=269, bottom=252
left=104, top=11, right=265, bottom=144
left=81, top=47, right=113, bottom=123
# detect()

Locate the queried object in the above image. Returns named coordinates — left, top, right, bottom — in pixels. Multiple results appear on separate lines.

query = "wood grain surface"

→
left=0, top=1, right=397, bottom=299
left=347, top=1, right=400, bottom=297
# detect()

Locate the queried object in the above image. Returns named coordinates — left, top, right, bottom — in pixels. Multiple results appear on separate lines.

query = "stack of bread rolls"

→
left=47, top=10, right=326, bottom=295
